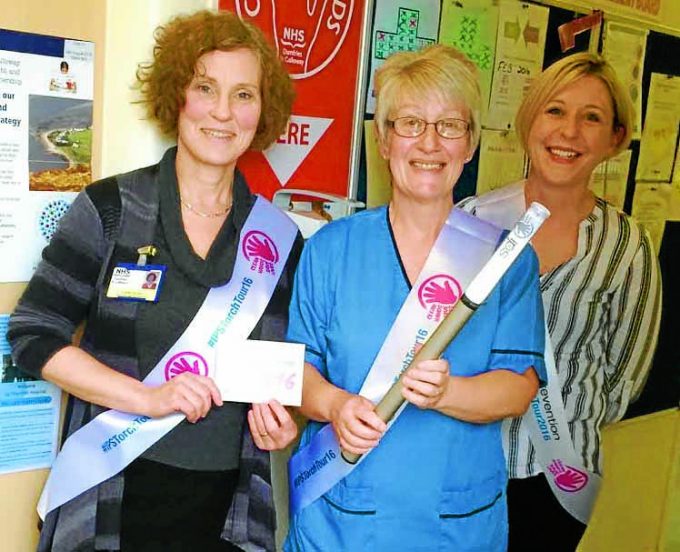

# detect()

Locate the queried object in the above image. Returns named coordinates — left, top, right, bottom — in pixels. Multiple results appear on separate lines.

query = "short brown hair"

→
left=374, top=44, right=482, bottom=155
left=136, top=10, right=294, bottom=150
left=515, top=52, right=633, bottom=157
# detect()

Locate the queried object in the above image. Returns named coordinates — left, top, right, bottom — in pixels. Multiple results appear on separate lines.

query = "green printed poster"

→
left=439, top=0, right=499, bottom=122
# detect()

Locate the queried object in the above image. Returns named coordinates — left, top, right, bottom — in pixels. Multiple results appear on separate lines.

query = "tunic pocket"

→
left=292, top=483, right=376, bottom=551
left=438, top=474, right=507, bottom=552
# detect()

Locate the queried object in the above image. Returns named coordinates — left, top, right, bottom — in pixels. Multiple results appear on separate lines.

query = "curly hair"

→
left=136, top=10, right=294, bottom=151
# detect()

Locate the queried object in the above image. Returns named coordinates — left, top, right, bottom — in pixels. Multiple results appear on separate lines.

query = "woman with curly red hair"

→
left=10, top=10, right=301, bottom=552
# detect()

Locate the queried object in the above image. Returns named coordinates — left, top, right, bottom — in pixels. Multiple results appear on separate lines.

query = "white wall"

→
left=100, top=0, right=215, bottom=177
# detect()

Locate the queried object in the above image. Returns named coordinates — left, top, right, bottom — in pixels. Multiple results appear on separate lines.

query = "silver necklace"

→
left=180, top=197, right=232, bottom=218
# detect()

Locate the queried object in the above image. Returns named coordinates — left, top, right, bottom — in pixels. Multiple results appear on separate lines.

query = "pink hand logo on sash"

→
left=235, top=0, right=354, bottom=78
left=243, top=230, right=279, bottom=275
left=418, top=274, right=462, bottom=322
left=548, top=459, right=589, bottom=492
left=164, top=351, right=209, bottom=381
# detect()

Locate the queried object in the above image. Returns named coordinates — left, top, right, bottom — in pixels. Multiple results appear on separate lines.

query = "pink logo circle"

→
left=547, top=460, right=589, bottom=492
left=235, top=0, right=355, bottom=79
left=243, top=230, right=279, bottom=275
left=164, top=351, right=209, bottom=381
left=417, top=274, right=462, bottom=322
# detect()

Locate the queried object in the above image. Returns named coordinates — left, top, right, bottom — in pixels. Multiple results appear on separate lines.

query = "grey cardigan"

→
left=9, top=149, right=300, bottom=551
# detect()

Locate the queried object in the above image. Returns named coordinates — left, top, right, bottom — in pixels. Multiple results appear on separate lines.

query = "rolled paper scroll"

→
left=342, top=202, right=550, bottom=464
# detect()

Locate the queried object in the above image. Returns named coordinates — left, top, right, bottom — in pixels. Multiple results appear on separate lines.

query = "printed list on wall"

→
left=0, top=29, right=94, bottom=282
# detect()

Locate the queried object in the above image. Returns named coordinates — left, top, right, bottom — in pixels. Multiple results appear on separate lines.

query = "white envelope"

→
left=214, top=339, right=304, bottom=406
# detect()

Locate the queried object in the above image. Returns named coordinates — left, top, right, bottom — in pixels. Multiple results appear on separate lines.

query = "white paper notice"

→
left=602, top=22, right=647, bottom=140
left=636, top=73, right=680, bottom=182
left=485, top=1, right=549, bottom=130
left=215, top=340, right=304, bottom=406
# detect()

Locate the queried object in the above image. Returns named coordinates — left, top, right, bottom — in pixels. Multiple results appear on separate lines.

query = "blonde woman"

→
left=461, top=52, right=661, bottom=551
left=284, top=44, right=546, bottom=552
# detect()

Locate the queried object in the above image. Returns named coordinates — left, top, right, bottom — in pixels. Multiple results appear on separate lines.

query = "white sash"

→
left=473, top=185, right=600, bottom=523
left=38, top=196, right=297, bottom=520
left=526, top=334, right=601, bottom=523
left=288, top=208, right=503, bottom=515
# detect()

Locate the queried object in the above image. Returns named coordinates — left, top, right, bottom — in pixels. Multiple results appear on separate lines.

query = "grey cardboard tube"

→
left=340, top=202, right=550, bottom=465
left=342, top=299, right=476, bottom=464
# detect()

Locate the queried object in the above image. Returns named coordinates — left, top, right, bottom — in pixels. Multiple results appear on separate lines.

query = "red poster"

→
left=219, top=0, right=366, bottom=199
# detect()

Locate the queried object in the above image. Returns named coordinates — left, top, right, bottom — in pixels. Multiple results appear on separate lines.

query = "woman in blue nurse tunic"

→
left=284, top=44, right=547, bottom=551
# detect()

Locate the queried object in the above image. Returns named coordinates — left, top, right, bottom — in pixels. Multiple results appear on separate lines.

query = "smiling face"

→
left=176, top=48, right=262, bottom=174
left=527, top=75, right=623, bottom=190
left=379, top=93, right=472, bottom=205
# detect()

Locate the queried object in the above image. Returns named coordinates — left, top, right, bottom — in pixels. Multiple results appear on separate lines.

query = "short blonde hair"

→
left=136, top=10, right=294, bottom=151
left=515, top=52, right=633, bottom=156
left=374, top=44, right=482, bottom=153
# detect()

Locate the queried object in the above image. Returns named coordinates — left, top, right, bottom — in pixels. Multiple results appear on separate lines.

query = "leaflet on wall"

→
left=476, top=129, right=526, bottom=195
left=602, top=21, right=647, bottom=140
left=632, top=183, right=670, bottom=254
left=364, top=120, right=391, bottom=208
left=222, top=1, right=368, bottom=200
left=485, top=1, right=548, bottom=131
left=0, top=314, right=60, bottom=475
left=365, top=0, right=441, bottom=115
left=439, top=0, right=499, bottom=123
left=0, top=29, right=94, bottom=282
left=636, top=73, right=680, bottom=183
left=589, top=150, right=632, bottom=211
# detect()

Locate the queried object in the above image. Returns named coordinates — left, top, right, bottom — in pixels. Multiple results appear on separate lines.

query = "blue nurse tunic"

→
left=285, top=207, right=546, bottom=552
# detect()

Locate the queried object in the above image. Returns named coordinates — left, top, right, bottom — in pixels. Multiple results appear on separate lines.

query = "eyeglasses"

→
left=387, top=117, right=470, bottom=139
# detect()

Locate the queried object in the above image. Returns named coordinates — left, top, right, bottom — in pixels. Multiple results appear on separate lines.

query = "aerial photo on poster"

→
left=28, top=95, right=92, bottom=192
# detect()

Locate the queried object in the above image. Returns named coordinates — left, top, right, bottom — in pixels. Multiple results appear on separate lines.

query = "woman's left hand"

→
left=401, top=359, right=450, bottom=410
left=248, top=400, right=298, bottom=451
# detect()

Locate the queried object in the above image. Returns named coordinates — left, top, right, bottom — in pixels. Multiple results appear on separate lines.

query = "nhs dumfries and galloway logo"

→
left=164, top=351, right=209, bottom=381
left=235, top=0, right=354, bottom=79
left=243, top=230, right=279, bottom=275
left=548, top=459, right=589, bottom=492
left=418, top=274, right=462, bottom=322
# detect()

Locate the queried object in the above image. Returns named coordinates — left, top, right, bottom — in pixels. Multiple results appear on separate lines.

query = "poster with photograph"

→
left=0, top=314, right=61, bottom=475
left=0, top=29, right=94, bottom=282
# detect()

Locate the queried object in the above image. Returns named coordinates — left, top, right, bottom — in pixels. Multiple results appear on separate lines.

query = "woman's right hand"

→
left=330, top=393, right=387, bottom=455
left=143, top=372, right=223, bottom=423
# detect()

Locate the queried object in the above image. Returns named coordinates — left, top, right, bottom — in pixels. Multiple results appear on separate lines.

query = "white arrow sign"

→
left=263, top=115, right=333, bottom=186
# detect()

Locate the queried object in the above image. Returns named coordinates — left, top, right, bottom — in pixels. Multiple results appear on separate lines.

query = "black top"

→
left=137, top=157, right=300, bottom=470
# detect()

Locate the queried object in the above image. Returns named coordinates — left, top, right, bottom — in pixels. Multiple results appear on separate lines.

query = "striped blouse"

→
left=459, top=181, right=662, bottom=478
